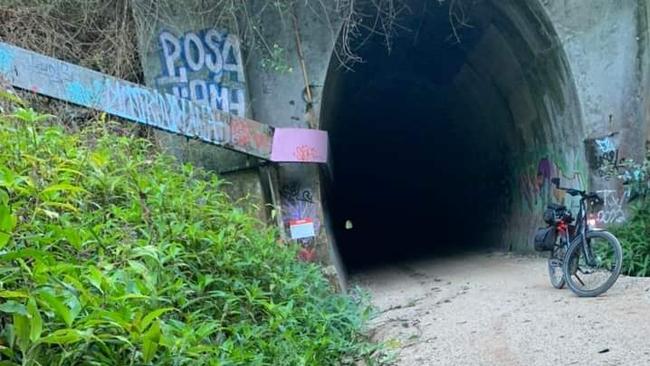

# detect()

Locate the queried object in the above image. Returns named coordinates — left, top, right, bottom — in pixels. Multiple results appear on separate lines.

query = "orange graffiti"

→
left=230, top=119, right=251, bottom=146
left=294, top=144, right=319, bottom=161
left=230, top=117, right=272, bottom=155
left=253, top=130, right=272, bottom=153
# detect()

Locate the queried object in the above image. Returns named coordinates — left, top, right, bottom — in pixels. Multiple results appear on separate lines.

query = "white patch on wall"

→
left=289, top=219, right=316, bottom=240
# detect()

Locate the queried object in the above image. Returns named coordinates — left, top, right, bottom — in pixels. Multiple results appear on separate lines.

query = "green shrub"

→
left=0, top=100, right=383, bottom=365
left=599, top=146, right=650, bottom=277
left=610, top=198, right=650, bottom=277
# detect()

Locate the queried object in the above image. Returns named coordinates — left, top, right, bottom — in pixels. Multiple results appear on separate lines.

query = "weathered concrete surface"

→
left=129, top=0, right=345, bottom=274
left=243, top=1, right=344, bottom=275
left=354, top=252, right=650, bottom=365
left=538, top=0, right=649, bottom=231
left=3, top=0, right=647, bottom=285
left=0, top=42, right=274, bottom=160
left=130, top=1, right=271, bottom=224
left=220, top=168, right=270, bottom=222
left=450, top=0, right=588, bottom=251
left=127, top=0, right=649, bottom=280
left=644, top=2, right=650, bottom=142
left=541, top=0, right=648, bottom=153
left=315, top=0, right=649, bottom=270
left=132, top=0, right=260, bottom=173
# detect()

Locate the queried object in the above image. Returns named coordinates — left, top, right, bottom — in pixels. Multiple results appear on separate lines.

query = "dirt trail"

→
left=352, top=252, right=650, bottom=366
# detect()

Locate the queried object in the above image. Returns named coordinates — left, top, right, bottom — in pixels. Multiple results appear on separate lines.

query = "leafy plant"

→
left=601, top=145, right=650, bottom=277
left=260, top=44, right=293, bottom=74
left=601, top=156, right=650, bottom=202
left=610, top=199, right=650, bottom=277
left=0, top=95, right=385, bottom=365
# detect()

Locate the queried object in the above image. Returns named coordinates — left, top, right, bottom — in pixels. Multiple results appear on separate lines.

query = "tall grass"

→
left=0, top=97, right=385, bottom=365
left=611, top=199, right=650, bottom=277
left=603, top=149, right=650, bottom=277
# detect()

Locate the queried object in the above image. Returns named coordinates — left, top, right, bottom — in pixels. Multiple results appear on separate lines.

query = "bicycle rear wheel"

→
left=563, top=231, right=622, bottom=297
left=548, top=244, right=566, bottom=289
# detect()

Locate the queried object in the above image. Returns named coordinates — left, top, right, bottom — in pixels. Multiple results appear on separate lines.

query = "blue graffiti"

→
left=0, top=48, right=14, bottom=75
left=99, top=77, right=225, bottom=141
left=156, top=28, right=246, bottom=116
left=0, top=42, right=270, bottom=157
left=65, top=81, right=96, bottom=106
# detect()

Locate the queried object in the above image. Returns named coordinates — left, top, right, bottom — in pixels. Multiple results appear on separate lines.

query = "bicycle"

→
left=536, top=178, right=623, bottom=297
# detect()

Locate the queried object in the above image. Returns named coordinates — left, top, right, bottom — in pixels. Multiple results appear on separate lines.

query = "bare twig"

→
left=0, top=0, right=407, bottom=77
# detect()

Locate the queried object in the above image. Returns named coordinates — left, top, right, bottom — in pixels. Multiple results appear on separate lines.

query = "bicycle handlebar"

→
left=556, top=186, right=602, bottom=203
left=551, top=178, right=602, bottom=202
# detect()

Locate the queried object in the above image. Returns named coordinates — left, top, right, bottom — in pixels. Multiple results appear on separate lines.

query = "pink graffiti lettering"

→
left=294, top=144, right=319, bottom=161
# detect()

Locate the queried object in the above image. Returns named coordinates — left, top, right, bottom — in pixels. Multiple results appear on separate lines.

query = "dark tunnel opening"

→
left=320, top=0, right=584, bottom=272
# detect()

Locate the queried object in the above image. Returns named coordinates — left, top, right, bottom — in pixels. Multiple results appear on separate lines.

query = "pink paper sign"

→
left=271, top=128, right=328, bottom=163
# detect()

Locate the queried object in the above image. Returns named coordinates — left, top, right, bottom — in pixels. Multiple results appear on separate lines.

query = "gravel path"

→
left=352, top=252, right=650, bottom=366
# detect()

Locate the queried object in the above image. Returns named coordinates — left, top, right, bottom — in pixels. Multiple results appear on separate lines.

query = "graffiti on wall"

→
left=280, top=182, right=320, bottom=262
left=585, top=132, right=631, bottom=224
left=229, top=116, right=273, bottom=155
left=0, top=47, right=12, bottom=74
left=519, top=157, right=585, bottom=211
left=595, top=136, right=616, bottom=159
left=595, top=189, right=628, bottom=224
left=157, top=29, right=246, bottom=117
left=587, top=132, right=626, bottom=176
left=519, top=154, right=631, bottom=225
left=0, top=42, right=273, bottom=159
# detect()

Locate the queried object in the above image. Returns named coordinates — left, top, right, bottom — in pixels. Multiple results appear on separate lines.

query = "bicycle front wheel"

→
left=563, top=230, right=623, bottom=297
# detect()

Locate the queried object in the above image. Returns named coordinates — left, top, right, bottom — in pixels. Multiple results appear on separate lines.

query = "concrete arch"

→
left=319, top=0, right=587, bottom=271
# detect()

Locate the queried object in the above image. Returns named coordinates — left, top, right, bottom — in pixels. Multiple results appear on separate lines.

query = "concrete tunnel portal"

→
left=319, top=0, right=585, bottom=272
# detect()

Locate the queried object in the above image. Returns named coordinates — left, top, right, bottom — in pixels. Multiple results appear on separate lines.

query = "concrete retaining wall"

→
left=131, top=0, right=650, bottom=284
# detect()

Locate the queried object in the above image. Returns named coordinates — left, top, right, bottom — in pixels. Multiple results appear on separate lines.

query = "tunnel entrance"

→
left=320, top=0, right=585, bottom=273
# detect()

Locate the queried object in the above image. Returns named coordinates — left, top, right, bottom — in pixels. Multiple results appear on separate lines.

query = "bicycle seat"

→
left=547, top=203, right=566, bottom=211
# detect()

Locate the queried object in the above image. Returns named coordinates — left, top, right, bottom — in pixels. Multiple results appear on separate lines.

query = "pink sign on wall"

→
left=271, top=128, right=328, bottom=163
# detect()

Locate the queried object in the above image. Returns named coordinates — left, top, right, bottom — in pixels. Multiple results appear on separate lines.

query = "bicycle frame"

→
left=560, top=197, right=597, bottom=267
left=546, top=177, right=621, bottom=296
